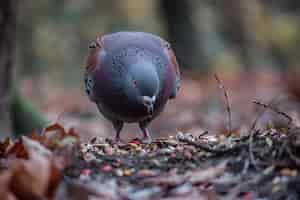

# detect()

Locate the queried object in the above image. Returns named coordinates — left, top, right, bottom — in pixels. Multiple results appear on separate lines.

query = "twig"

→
left=248, top=98, right=278, bottom=171
left=198, top=131, right=209, bottom=139
left=249, top=98, right=279, bottom=133
left=249, top=130, right=259, bottom=170
left=214, top=74, right=232, bottom=136
left=178, top=137, right=247, bottom=156
left=251, top=99, right=295, bottom=167
left=285, top=128, right=300, bottom=166
left=286, top=145, right=300, bottom=166
left=224, top=171, right=272, bottom=200
left=252, top=100, right=293, bottom=127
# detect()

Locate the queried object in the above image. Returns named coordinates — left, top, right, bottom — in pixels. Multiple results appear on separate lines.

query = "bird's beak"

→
left=142, top=96, right=156, bottom=116
left=147, top=103, right=154, bottom=116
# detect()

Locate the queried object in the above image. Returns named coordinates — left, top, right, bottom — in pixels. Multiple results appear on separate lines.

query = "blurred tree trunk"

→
left=0, top=0, right=17, bottom=139
left=18, top=1, right=36, bottom=75
left=270, top=0, right=300, bottom=12
left=217, top=0, right=272, bottom=70
left=285, top=0, right=300, bottom=12
left=159, top=0, right=207, bottom=71
left=0, top=0, right=45, bottom=139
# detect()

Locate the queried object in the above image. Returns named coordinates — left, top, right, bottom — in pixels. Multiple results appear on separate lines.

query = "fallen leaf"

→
left=0, top=171, right=16, bottom=200
left=7, top=139, right=28, bottom=159
left=0, top=138, right=12, bottom=157
left=10, top=150, right=51, bottom=199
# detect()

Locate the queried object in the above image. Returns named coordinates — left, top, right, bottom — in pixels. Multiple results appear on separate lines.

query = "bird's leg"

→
left=139, top=121, right=152, bottom=144
left=112, top=120, right=124, bottom=144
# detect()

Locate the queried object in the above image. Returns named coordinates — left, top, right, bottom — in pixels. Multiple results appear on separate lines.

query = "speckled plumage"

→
left=84, top=32, right=180, bottom=142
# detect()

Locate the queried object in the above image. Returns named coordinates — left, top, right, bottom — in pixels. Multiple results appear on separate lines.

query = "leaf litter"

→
left=0, top=119, right=299, bottom=200
left=3, top=73, right=300, bottom=199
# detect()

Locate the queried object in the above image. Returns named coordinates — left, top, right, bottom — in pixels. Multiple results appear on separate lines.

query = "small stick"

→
left=249, top=98, right=278, bottom=133
left=286, top=128, right=300, bottom=166
left=252, top=100, right=293, bottom=127
left=248, top=98, right=278, bottom=170
left=249, top=130, right=259, bottom=170
left=178, top=136, right=247, bottom=155
left=286, top=145, right=300, bottom=166
left=214, top=74, right=232, bottom=136
left=198, top=131, right=209, bottom=139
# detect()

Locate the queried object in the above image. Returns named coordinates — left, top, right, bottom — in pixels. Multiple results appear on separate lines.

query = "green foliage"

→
left=11, top=90, right=47, bottom=136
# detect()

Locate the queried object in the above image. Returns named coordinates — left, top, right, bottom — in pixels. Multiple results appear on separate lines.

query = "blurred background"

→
left=1, top=0, right=300, bottom=140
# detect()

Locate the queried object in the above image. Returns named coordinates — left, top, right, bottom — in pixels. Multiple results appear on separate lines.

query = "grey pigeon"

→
left=84, top=32, right=180, bottom=143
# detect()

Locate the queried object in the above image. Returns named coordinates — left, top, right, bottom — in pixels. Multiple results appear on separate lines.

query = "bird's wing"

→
left=86, top=35, right=103, bottom=73
left=167, top=46, right=180, bottom=82
left=85, top=36, right=104, bottom=102
left=163, top=42, right=181, bottom=99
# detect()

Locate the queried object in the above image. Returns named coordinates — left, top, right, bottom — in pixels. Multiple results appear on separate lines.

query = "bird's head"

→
left=112, top=48, right=160, bottom=117
left=125, top=57, right=159, bottom=116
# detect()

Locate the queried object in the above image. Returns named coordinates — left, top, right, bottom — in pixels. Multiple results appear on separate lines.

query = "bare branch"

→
left=252, top=100, right=293, bottom=127
left=214, top=74, right=232, bottom=135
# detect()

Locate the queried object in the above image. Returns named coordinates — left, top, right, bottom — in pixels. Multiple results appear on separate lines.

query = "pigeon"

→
left=84, top=32, right=180, bottom=143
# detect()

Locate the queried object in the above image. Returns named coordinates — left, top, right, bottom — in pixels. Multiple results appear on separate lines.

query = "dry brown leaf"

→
left=7, top=139, right=29, bottom=159
left=42, top=123, right=80, bottom=149
left=9, top=136, right=53, bottom=199
left=0, top=138, right=13, bottom=157
left=0, top=172, right=16, bottom=200
left=29, top=131, right=48, bottom=146
left=44, top=123, right=66, bottom=135
left=22, top=136, right=52, bottom=158
left=0, top=136, right=69, bottom=199
left=10, top=151, right=51, bottom=200
left=47, top=162, right=63, bottom=198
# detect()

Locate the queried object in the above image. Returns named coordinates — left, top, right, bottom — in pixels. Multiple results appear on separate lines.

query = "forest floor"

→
left=1, top=122, right=299, bottom=199
left=1, top=71, right=300, bottom=199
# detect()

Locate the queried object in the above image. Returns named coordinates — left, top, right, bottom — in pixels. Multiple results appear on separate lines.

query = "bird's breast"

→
left=90, top=45, right=174, bottom=122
